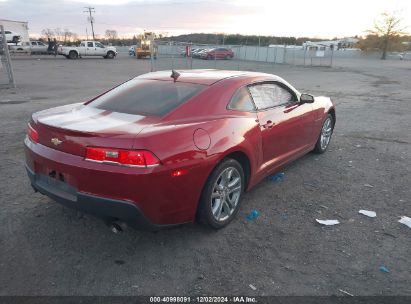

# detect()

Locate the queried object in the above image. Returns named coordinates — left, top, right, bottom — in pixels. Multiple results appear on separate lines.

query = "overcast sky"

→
left=1, top=0, right=410, bottom=38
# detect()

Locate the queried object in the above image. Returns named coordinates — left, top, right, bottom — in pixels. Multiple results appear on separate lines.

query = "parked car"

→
left=192, top=48, right=207, bottom=58
left=129, top=45, right=136, bottom=56
left=9, top=42, right=31, bottom=52
left=10, top=41, right=48, bottom=54
left=200, top=48, right=234, bottom=60
left=30, top=41, right=48, bottom=54
left=4, top=30, right=21, bottom=43
left=59, top=41, right=117, bottom=59
left=24, top=69, right=335, bottom=230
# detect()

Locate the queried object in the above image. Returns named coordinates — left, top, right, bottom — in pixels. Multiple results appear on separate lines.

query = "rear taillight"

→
left=85, top=147, right=160, bottom=168
left=27, top=123, right=39, bottom=143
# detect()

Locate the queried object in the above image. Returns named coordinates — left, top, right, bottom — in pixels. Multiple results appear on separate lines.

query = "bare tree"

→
left=368, top=11, right=408, bottom=59
left=53, top=28, right=64, bottom=43
left=41, top=28, right=55, bottom=40
left=62, top=28, right=73, bottom=44
left=105, top=29, right=118, bottom=43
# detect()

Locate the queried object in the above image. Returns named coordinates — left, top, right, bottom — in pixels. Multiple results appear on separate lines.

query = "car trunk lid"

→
left=32, top=103, right=160, bottom=157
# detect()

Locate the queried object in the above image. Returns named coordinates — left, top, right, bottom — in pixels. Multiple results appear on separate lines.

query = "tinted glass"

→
left=5, top=31, right=11, bottom=34
left=87, top=42, right=93, bottom=47
left=228, top=87, right=255, bottom=111
left=89, top=79, right=205, bottom=116
left=248, top=83, right=294, bottom=109
left=31, top=42, right=37, bottom=45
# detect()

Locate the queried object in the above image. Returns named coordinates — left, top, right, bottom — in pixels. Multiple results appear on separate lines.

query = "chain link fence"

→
left=145, top=41, right=335, bottom=72
left=0, top=25, right=16, bottom=88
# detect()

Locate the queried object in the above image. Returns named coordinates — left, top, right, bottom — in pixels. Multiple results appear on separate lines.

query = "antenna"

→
left=83, top=7, right=96, bottom=40
left=170, top=70, right=180, bottom=82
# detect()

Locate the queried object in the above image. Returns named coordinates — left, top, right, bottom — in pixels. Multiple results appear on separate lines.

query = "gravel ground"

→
left=0, top=54, right=410, bottom=296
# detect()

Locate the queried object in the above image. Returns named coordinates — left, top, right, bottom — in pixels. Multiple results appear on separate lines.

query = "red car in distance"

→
left=25, top=69, right=335, bottom=230
left=200, top=48, right=234, bottom=60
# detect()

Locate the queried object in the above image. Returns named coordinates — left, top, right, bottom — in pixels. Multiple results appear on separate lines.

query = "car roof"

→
left=136, top=69, right=279, bottom=86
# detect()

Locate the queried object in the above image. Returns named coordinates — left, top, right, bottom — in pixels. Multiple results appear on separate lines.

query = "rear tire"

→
left=197, top=158, right=245, bottom=229
left=68, top=51, right=78, bottom=59
left=313, top=114, right=334, bottom=154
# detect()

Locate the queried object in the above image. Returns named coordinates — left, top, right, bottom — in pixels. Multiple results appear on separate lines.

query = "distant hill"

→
left=159, top=33, right=328, bottom=46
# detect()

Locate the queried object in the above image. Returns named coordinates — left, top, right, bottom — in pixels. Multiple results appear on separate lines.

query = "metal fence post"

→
left=0, top=25, right=16, bottom=88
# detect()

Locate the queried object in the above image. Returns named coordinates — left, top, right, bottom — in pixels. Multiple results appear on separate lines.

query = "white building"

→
left=0, top=19, right=30, bottom=43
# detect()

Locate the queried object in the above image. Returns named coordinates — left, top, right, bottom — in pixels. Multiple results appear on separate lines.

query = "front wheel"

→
left=106, top=51, right=115, bottom=59
left=197, top=158, right=245, bottom=229
left=313, top=114, right=334, bottom=153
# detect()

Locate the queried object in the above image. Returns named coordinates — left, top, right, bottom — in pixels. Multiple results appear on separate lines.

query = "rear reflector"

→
left=85, top=147, right=160, bottom=168
left=27, top=123, right=39, bottom=143
left=171, top=169, right=188, bottom=177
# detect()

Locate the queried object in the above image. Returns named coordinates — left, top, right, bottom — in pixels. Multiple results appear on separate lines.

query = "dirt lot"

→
left=0, top=54, right=410, bottom=296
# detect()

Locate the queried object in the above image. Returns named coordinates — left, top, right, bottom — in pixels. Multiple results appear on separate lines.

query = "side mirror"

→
left=300, top=93, right=315, bottom=104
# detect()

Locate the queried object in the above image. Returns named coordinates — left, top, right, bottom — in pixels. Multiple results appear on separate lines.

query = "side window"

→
left=228, top=87, right=256, bottom=112
left=248, top=83, right=295, bottom=110
left=80, top=42, right=85, bottom=47
left=31, top=42, right=37, bottom=46
left=5, top=31, right=11, bottom=34
left=87, top=42, right=93, bottom=47
left=95, top=42, right=104, bottom=48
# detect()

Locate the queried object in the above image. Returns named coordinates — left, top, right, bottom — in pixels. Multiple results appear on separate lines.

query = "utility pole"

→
left=83, top=7, right=95, bottom=40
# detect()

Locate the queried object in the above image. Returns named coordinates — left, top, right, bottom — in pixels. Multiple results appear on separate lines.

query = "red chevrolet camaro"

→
left=25, top=69, right=335, bottom=230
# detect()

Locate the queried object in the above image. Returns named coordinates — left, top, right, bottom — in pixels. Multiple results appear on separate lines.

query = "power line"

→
left=83, top=6, right=95, bottom=40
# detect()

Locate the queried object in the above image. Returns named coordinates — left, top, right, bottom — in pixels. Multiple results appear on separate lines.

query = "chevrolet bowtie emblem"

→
left=51, top=138, right=62, bottom=146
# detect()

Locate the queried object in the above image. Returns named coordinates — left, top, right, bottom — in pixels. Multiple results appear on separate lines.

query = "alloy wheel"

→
left=210, top=167, right=242, bottom=222
left=320, top=117, right=333, bottom=150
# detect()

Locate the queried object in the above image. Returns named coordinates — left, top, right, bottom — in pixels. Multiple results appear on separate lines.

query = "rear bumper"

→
left=26, top=165, right=165, bottom=231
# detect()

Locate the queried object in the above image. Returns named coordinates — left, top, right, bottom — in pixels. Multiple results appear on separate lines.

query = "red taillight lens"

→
left=27, top=123, right=39, bottom=143
left=85, top=147, right=160, bottom=168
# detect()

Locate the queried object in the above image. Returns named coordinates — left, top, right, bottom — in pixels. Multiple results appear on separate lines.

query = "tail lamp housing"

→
left=85, top=147, right=160, bottom=168
left=27, top=123, right=39, bottom=143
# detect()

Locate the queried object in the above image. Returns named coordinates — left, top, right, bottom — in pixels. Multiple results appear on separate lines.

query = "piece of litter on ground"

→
left=398, top=216, right=411, bottom=229
left=320, top=205, right=328, bottom=209
left=246, top=210, right=259, bottom=221
left=363, top=184, right=374, bottom=188
left=379, top=265, right=390, bottom=273
left=359, top=210, right=377, bottom=218
left=338, top=289, right=354, bottom=296
left=249, top=284, right=257, bottom=291
left=316, top=219, right=340, bottom=226
left=355, top=144, right=361, bottom=148
left=269, top=172, right=284, bottom=182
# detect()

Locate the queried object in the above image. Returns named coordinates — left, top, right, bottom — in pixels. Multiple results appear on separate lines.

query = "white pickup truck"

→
left=59, top=41, right=117, bottom=59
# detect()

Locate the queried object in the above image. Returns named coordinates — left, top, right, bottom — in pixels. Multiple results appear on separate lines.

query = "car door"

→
left=38, top=42, right=47, bottom=53
left=31, top=42, right=38, bottom=52
left=78, top=42, right=87, bottom=56
left=249, top=82, right=314, bottom=168
left=86, top=41, right=95, bottom=55
left=94, top=42, right=106, bottom=56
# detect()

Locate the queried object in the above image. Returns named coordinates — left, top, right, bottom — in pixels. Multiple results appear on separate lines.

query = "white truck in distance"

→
left=59, top=41, right=117, bottom=59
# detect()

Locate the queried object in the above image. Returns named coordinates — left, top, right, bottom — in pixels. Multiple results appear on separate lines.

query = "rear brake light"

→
left=27, top=123, right=39, bottom=143
left=85, top=147, right=160, bottom=168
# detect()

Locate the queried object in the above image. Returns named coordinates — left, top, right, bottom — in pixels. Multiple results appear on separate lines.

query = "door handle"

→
left=262, top=120, right=274, bottom=128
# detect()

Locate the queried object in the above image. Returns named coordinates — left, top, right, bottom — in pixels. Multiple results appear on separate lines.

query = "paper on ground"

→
left=398, top=216, right=411, bottom=229
left=359, top=210, right=377, bottom=218
left=316, top=219, right=340, bottom=226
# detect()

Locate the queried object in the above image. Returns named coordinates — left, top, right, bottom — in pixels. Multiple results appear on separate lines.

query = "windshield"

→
left=89, top=79, right=205, bottom=116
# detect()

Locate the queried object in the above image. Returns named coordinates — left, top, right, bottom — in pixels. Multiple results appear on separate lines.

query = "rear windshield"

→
left=89, top=79, right=204, bottom=116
